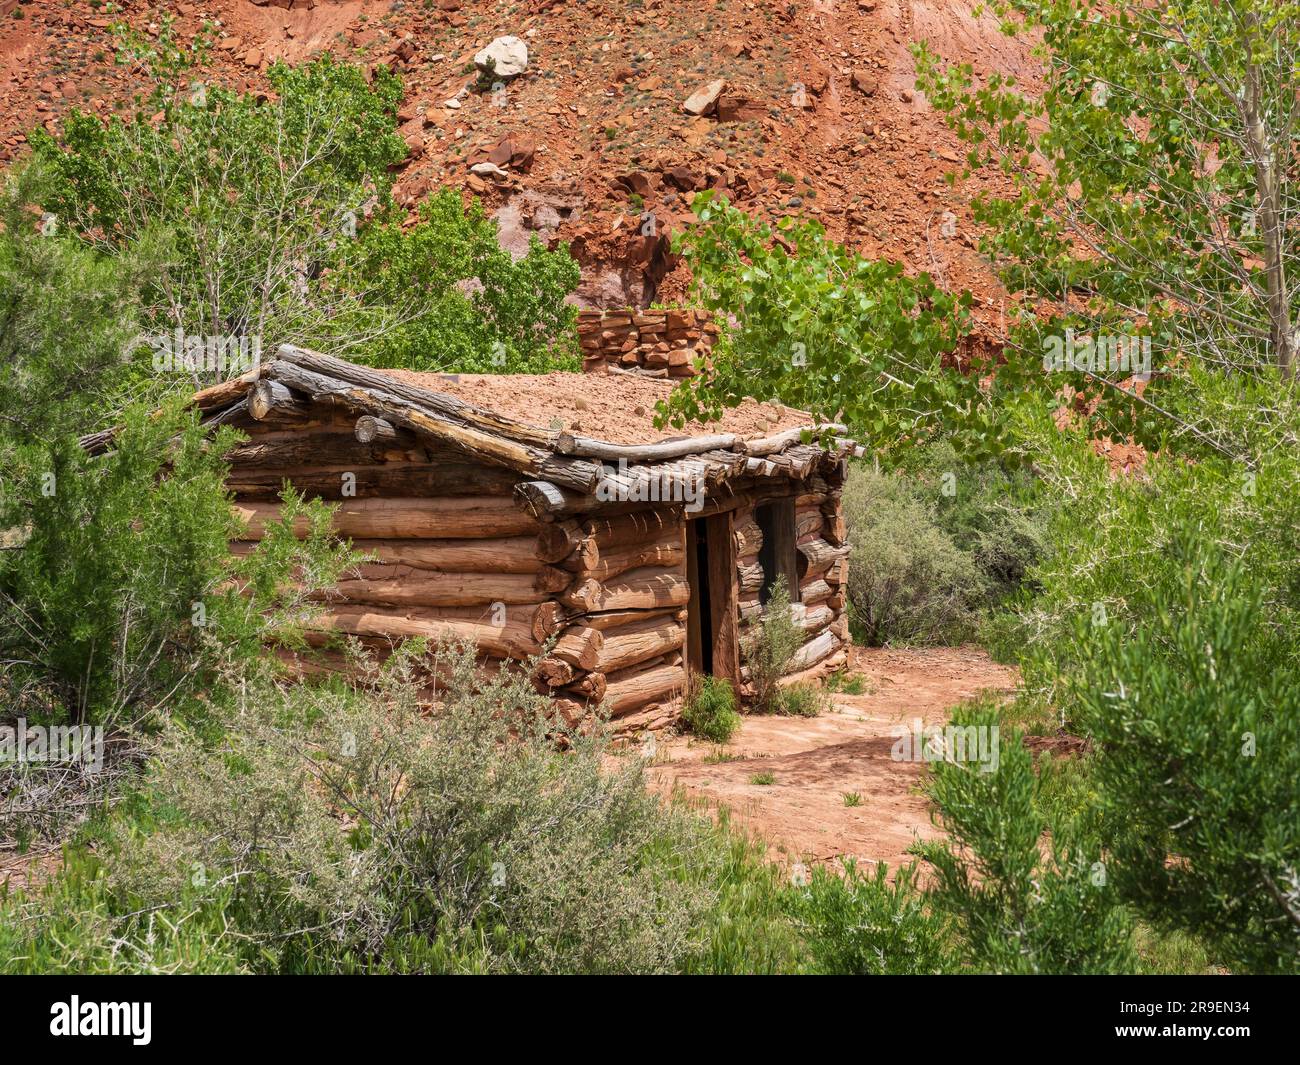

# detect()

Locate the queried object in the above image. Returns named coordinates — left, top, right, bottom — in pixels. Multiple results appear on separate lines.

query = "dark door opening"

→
left=755, top=498, right=800, bottom=604
left=685, top=513, right=739, bottom=681
left=686, top=519, right=714, bottom=674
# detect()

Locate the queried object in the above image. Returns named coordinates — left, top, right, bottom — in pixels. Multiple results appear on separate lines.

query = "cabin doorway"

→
left=685, top=512, right=739, bottom=682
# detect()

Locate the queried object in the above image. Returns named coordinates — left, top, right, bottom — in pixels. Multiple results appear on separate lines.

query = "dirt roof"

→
left=374, top=369, right=813, bottom=446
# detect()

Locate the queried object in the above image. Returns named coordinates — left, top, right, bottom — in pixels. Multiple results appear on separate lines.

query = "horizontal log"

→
left=778, top=649, right=848, bottom=689
left=275, top=344, right=557, bottom=449
left=575, top=533, right=683, bottom=582
left=558, top=537, right=601, bottom=572
left=796, top=538, right=852, bottom=579
left=535, top=564, right=575, bottom=593
left=549, top=626, right=605, bottom=671
left=584, top=509, right=684, bottom=549
left=786, top=630, right=842, bottom=673
left=745, top=423, right=846, bottom=457
left=537, top=625, right=605, bottom=685
left=224, top=431, right=415, bottom=469
left=595, top=614, right=686, bottom=674
left=536, top=658, right=576, bottom=687
left=309, top=607, right=542, bottom=660
left=532, top=601, right=570, bottom=642
left=234, top=497, right=540, bottom=540
left=555, top=430, right=742, bottom=463
left=227, top=464, right=523, bottom=501
left=564, top=671, right=607, bottom=702
left=790, top=602, right=834, bottom=634
left=580, top=606, right=688, bottom=631
left=535, top=520, right=585, bottom=563
left=514, top=480, right=672, bottom=519
left=346, top=537, right=541, bottom=574
left=609, top=700, right=679, bottom=734
left=800, top=579, right=833, bottom=605
left=602, top=658, right=687, bottom=717
left=264, top=359, right=602, bottom=492
left=324, top=571, right=549, bottom=607
left=561, top=568, right=690, bottom=613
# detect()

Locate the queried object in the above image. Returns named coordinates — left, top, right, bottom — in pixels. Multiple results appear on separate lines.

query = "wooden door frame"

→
left=702, top=510, right=740, bottom=682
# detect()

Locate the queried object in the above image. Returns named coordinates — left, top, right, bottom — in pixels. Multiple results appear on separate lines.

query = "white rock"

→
left=682, top=78, right=726, bottom=116
left=474, top=36, right=529, bottom=79
left=470, top=162, right=510, bottom=178
left=443, top=98, right=461, bottom=109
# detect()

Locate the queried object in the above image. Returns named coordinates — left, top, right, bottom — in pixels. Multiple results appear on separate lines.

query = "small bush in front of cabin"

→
left=741, top=584, right=803, bottom=714
left=786, top=859, right=956, bottom=975
left=681, top=674, right=741, bottom=743
left=773, top=682, right=828, bottom=718
left=4, top=640, right=795, bottom=976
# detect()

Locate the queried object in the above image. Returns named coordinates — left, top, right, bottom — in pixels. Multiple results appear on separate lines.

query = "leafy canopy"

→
left=915, top=0, right=1300, bottom=457
left=29, top=29, right=579, bottom=388
left=662, top=193, right=983, bottom=455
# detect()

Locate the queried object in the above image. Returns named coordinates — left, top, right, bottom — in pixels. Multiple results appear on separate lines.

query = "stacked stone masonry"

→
left=577, top=308, right=717, bottom=377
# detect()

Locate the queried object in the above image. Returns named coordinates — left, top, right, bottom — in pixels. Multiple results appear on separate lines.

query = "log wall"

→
left=226, top=398, right=850, bottom=731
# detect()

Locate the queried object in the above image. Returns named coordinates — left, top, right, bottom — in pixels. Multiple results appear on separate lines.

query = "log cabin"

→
left=119, top=344, right=861, bottom=732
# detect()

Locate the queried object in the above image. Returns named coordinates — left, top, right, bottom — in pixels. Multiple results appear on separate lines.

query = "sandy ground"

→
left=648, top=644, right=1018, bottom=870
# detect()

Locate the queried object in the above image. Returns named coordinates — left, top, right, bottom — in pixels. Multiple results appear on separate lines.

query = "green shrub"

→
left=841, top=443, right=1050, bottom=647
left=842, top=463, right=985, bottom=645
left=1061, top=541, right=1300, bottom=974
left=741, top=584, right=803, bottom=713
left=787, top=860, right=956, bottom=975
left=826, top=671, right=869, bottom=695
left=911, top=441, right=1050, bottom=602
left=915, top=701, right=1138, bottom=974
left=681, top=674, right=740, bottom=742
left=773, top=681, right=827, bottom=718
left=6, top=642, right=791, bottom=975
left=29, top=46, right=579, bottom=387
left=0, top=403, right=352, bottom=728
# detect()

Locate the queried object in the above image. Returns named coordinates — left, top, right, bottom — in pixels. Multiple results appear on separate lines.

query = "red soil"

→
left=649, top=643, right=1019, bottom=870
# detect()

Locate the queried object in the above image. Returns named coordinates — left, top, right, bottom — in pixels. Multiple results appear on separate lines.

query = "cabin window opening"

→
left=755, top=499, right=800, bottom=605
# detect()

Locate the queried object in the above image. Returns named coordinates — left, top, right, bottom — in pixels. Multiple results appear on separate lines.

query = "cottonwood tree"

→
left=916, top=0, right=1300, bottom=455
left=664, top=194, right=982, bottom=455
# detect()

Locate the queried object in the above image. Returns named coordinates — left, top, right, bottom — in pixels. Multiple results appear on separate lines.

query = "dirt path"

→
left=649, top=645, right=1018, bottom=870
